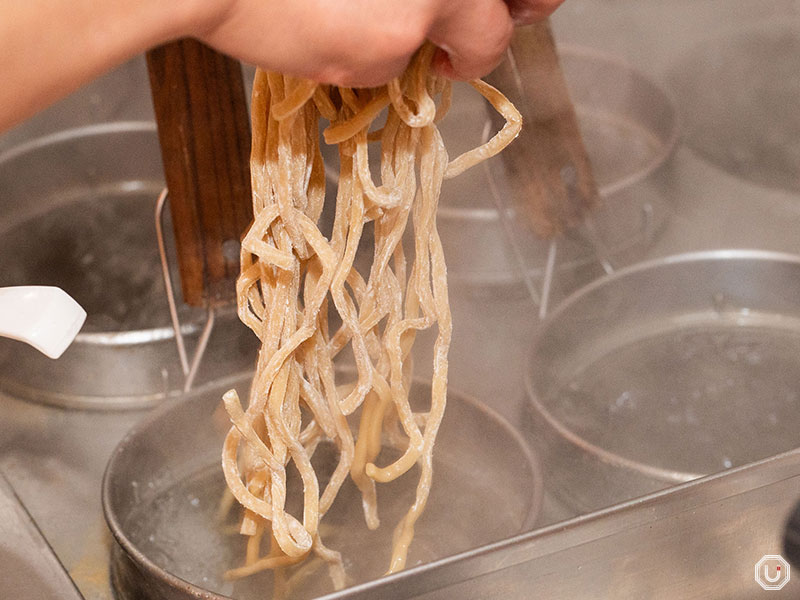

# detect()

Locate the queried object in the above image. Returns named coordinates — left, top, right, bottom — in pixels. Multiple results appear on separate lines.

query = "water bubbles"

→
left=610, top=391, right=636, bottom=413
left=712, top=292, right=728, bottom=314
left=745, top=350, right=762, bottom=366
left=130, top=480, right=140, bottom=502
left=711, top=292, right=753, bottom=324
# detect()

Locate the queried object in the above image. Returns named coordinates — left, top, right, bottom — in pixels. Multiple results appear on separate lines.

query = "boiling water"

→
left=0, top=185, right=190, bottom=332
left=548, top=323, right=800, bottom=476
left=125, top=440, right=531, bottom=599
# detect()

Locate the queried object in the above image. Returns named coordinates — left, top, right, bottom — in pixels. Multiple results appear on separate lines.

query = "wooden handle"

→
left=486, top=21, right=599, bottom=238
left=147, top=40, right=253, bottom=306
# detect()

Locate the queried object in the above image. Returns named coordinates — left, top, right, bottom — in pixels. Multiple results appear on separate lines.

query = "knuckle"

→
left=310, top=24, right=422, bottom=87
left=383, top=12, right=430, bottom=59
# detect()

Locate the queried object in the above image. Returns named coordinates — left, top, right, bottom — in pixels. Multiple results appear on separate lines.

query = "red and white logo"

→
left=755, top=555, right=791, bottom=591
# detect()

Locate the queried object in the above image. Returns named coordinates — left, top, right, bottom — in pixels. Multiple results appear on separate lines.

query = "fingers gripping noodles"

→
left=221, top=44, right=521, bottom=588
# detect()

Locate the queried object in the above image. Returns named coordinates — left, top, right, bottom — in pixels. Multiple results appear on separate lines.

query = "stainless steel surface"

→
left=0, top=123, right=258, bottom=409
left=103, top=375, right=542, bottom=600
left=0, top=473, right=84, bottom=599
left=0, top=391, right=146, bottom=599
left=668, top=24, right=800, bottom=194
left=554, top=0, right=800, bottom=198
left=437, top=45, right=678, bottom=291
left=312, top=449, right=800, bottom=599
left=527, top=250, right=800, bottom=513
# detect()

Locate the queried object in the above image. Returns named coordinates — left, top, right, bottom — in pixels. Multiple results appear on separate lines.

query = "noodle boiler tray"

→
left=3, top=2, right=800, bottom=597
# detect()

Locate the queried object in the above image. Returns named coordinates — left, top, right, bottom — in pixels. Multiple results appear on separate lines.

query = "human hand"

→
left=193, top=0, right=566, bottom=87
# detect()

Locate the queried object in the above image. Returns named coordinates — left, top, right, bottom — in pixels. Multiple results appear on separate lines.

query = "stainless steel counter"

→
left=0, top=472, right=83, bottom=599
left=0, top=392, right=145, bottom=599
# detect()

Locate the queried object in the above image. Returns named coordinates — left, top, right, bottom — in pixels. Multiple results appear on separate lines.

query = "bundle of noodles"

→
left=221, top=43, right=521, bottom=590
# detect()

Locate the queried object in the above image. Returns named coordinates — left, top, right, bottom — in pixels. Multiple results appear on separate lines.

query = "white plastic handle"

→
left=0, top=286, right=87, bottom=359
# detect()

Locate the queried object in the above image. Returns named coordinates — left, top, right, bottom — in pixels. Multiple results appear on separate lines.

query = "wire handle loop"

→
left=154, top=188, right=216, bottom=393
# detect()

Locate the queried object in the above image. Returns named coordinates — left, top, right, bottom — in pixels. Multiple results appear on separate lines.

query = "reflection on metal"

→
left=0, top=474, right=83, bottom=600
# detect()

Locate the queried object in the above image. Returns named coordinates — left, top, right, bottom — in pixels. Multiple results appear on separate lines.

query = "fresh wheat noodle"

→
left=222, top=43, right=521, bottom=590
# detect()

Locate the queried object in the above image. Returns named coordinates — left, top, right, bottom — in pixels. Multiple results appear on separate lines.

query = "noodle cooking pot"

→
left=0, top=123, right=258, bottom=409
left=103, top=373, right=543, bottom=600
left=525, top=250, right=800, bottom=514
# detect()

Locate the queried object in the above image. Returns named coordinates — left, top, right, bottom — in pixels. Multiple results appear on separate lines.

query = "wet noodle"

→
left=221, top=45, right=521, bottom=588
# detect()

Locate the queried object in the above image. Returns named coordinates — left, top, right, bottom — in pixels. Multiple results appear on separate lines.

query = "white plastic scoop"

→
left=0, top=286, right=86, bottom=359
